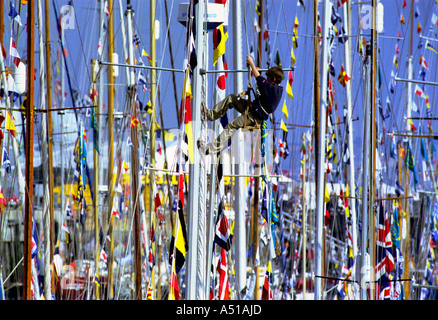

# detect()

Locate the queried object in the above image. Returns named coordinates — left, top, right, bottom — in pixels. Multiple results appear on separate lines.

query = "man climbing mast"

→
left=197, top=55, right=284, bottom=155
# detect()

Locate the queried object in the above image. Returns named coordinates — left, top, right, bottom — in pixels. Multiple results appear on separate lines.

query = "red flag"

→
left=10, top=38, right=21, bottom=67
left=261, top=261, right=273, bottom=300
left=154, top=192, right=161, bottom=213
left=217, top=248, right=229, bottom=300
left=169, top=262, right=179, bottom=300
left=130, top=115, right=139, bottom=128
left=338, top=65, right=350, bottom=87
left=178, top=174, right=184, bottom=206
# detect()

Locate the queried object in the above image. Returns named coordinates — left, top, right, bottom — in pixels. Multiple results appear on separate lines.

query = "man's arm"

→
left=246, top=55, right=260, bottom=78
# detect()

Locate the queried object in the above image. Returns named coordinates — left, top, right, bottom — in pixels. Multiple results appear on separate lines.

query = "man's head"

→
left=266, top=66, right=284, bottom=85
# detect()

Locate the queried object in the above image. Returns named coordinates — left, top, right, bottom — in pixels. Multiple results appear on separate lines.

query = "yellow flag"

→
left=282, top=101, right=288, bottom=119
left=122, top=160, right=129, bottom=172
left=324, top=186, right=330, bottom=203
left=163, top=130, right=176, bottom=141
left=142, top=49, right=152, bottom=65
left=286, top=80, right=293, bottom=99
left=213, top=24, right=228, bottom=66
left=280, top=119, right=288, bottom=132
left=6, top=112, right=17, bottom=138
left=291, top=47, right=296, bottom=66
left=345, top=185, right=350, bottom=219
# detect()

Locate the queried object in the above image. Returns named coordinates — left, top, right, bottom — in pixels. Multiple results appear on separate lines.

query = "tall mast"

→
left=23, top=0, right=36, bottom=300
left=232, top=0, right=246, bottom=295
left=370, top=0, right=378, bottom=300
left=107, top=0, right=115, bottom=300
left=314, top=0, right=330, bottom=300
left=37, top=0, right=51, bottom=299
left=252, top=0, right=263, bottom=301
left=125, top=0, right=142, bottom=299
left=403, top=0, right=415, bottom=300
left=342, top=0, right=358, bottom=266
left=149, top=0, right=158, bottom=300
left=91, top=58, right=100, bottom=300
left=301, top=133, right=307, bottom=299
left=44, top=0, right=55, bottom=297
left=186, top=0, right=205, bottom=300
left=359, top=0, right=378, bottom=300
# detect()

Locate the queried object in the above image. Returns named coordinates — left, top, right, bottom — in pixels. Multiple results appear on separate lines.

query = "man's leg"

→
left=200, top=113, right=259, bottom=155
left=206, top=94, right=248, bottom=121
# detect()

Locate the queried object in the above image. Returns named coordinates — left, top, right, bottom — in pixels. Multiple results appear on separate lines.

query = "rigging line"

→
left=70, top=0, right=94, bottom=89
left=241, top=0, right=250, bottom=55
left=52, top=0, right=79, bottom=125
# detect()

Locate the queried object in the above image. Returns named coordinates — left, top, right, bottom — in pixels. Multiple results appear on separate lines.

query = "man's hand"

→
left=246, top=55, right=260, bottom=78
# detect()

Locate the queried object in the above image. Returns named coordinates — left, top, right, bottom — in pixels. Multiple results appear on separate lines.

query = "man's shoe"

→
left=201, top=102, right=209, bottom=121
left=197, top=138, right=210, bottom=155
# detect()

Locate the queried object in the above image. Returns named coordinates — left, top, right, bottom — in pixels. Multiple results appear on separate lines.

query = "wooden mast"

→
left=301, top=133, right=307, bottom=299
left=370, top=0, right=377, bottom=300
left=403, top=0, right=415, bottom=300
left=149, top=0, right=158, bottom=300
left=91, top=58, right=100, bottom=300
left=312, top=0, right=320, bottom=299
left=23, top=0, right=35, bottom=300
left=44, top=0, right=55, bottom=297
left=314, top=0, right=330, bottom=300
left=107, top=0, right=115, bottom=300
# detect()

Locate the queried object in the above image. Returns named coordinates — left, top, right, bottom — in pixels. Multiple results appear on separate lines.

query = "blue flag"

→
left=2, top=147, right=11, bottom=174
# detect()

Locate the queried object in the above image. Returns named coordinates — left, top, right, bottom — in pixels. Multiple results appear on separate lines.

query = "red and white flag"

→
left=217, top=248, right=229, bottom=300
left=10, top=37, right=21, bottom=67
left=100, top=248, right=108, bottom=263
left=216, top=54, right=228, bottom=101
left=414, top=84, right=427, bottom=99
left=432, top=13, right=438, bottom=27
left=112, top=205, right=120, bottom=219
left=419, top=54, right=428, bottom=69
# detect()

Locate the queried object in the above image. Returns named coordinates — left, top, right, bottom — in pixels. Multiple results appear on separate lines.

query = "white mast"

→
left=314, top=0, right=330, bottom=300
left=342, top=0, right=358, bottom=273
left=232, top=0, right=247, bottom=296
left=186, top=0, right=206, bottom=300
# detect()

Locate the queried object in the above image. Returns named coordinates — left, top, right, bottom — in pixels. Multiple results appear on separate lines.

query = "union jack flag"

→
left=375, top=203, right=394, bottom=299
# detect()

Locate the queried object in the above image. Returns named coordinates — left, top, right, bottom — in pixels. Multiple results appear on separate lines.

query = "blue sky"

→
left=4, top=0, right=438, bottom=184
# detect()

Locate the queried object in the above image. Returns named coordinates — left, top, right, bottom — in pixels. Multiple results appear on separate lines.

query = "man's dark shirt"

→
left=251, top=75, right=284, bottom=121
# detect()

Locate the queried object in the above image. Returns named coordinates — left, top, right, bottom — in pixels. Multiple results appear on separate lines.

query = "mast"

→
left=186, top=0, right=205, bottom=300
left=23, top=0, right=36, bottom=300
left=312, top=0, right=319, bottom=300
left=314, top=0, right=330, bottom=300
left=107, top=0, right=116, bottom=300
left=44, top=0, right=55, bottom=297
left=403, top=0, right=415, bottom=300
left=252, top=0, right=263, bottom=301
left=342, top=0, right=358, bottom=266
left=359, top=0, right=378, bottom=300
left=149, top=0, right=158, bottom=300
left=125, top=0, right=142, bottom=300
left=370, top=0, right=378, bottom=300
left=37, top=0, right=51, bottom=299
left=91, top=58, right=100, bottom=300
left=232, top=0, right=246, bottom=296
left=301, top=133, right=307, bottom=299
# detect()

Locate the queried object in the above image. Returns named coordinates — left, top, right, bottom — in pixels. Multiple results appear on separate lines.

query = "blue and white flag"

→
left=2, top=147, right=11, bottom=174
